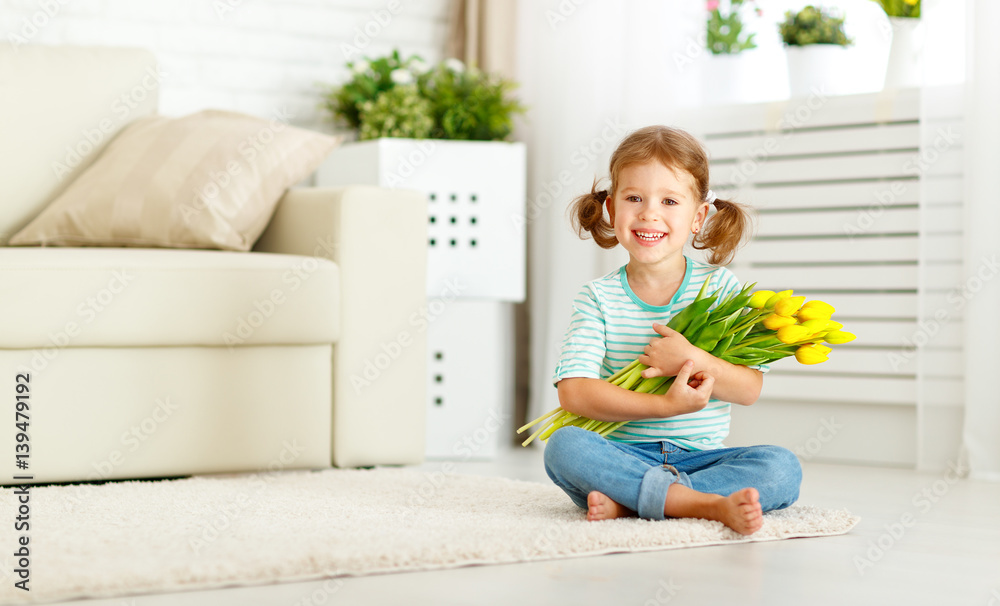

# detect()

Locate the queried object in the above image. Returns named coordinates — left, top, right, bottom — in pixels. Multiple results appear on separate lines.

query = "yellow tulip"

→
left=825, top=320, right=843, bottom=331
left=824, top=330, right=857, bottom=344
left=777, top=324, right=811, bottom=344
left=762, top=313, right=797, bottom=330
left=796, top=300, right=836, bottom=321
left=795, top=344, right=829, bottom=365
left=774, top=296, right=806, bottom=317
left=764, top=290, right=793, bottom=309
left=748, top=290, right=776, bottom=309
left=799, top=319, right=830, bottom=334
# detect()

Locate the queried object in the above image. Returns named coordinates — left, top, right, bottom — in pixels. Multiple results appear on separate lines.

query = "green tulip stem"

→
left=725, top=308, right=770, bottom=337
left=727, top=333, right=780, bottom=352
left=520, top=420, right=554, bottom=447
left=516, top=405, right=565, bottom=434
left=607, top=359, right=644, bottom=384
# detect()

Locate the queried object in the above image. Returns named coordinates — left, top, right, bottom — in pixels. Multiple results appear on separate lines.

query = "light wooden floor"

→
left=54, top=447, right=1000, bottom=606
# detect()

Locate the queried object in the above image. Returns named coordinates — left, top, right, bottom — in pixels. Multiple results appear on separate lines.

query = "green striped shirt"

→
left=553, top=257, right=768, bottom=450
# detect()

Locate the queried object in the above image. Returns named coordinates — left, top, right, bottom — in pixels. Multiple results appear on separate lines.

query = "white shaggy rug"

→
left=0, top=468, right=859, bottom=604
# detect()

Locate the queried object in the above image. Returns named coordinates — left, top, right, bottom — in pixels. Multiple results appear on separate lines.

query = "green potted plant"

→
left=779, top=5, right=855, bottom=97
left=321, top=50, right=525, bottom=142
left=873, top=0, right=923, bottom=88
left=703, top=0, right=769, bottom=105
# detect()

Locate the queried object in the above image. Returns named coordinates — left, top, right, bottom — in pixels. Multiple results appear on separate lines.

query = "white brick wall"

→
left=0, top=0, right=451, bottom=130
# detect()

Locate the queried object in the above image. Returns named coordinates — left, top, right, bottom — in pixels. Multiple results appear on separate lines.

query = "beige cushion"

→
left=0, top=247, right=339, bottom=349
left=9, top=110, right=341, bottom=251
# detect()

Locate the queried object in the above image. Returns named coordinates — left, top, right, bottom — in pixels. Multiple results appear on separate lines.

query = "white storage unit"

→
left=317, top=138, right=526, bottom=460
left=317, top=138, right=526, bottom=301
left=681, top=87, right=965, bottom=470
left=424, top=301, right=514, bottom=460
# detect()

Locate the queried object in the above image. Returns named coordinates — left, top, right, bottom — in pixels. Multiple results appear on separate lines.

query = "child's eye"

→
left=626, top=195, right=641, bottom=203
left=662, top=198, right=678, bottom=206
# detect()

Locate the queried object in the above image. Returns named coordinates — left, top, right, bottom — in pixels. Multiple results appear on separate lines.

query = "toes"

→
left=736, top=487, right=759, bottom=504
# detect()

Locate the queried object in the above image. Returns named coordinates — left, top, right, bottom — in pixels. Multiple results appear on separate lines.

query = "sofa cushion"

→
left=0, top=248, right=339, bottom=349
left=9, top=110, right=341, bottom=251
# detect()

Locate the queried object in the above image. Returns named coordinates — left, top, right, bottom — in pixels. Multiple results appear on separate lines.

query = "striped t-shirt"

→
left=552, top=257, right=768, bottom=450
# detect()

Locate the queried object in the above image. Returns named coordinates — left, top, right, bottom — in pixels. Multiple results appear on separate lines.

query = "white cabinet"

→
left=316, top=139, right=526, bottom=459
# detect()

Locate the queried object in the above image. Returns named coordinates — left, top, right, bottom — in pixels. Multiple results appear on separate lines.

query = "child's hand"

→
left=639, top=323, right=702, bottom=379
left=662, top=360, right=715, bottom=415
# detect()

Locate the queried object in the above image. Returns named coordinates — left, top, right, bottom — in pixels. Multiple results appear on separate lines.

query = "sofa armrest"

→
left=255, top=186, right=428, bottom=467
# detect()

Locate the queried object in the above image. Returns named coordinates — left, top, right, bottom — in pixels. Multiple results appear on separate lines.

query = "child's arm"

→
left=638, top=323, right=763, bottom=406
left=558, top=360, right=715, bottom=421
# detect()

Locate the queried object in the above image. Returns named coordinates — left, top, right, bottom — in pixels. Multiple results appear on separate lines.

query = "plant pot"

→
left=785, top=44, right=854, bottom=98
left=883, top=17, right=924, bottom=89
left=703, top=51, right=787, bottom=106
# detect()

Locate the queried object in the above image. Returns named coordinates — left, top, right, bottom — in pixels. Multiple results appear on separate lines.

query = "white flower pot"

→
left=883, top=17, right=924, bottom=89
left=785, top=44, right=854, bottom=98
left=703, top=51, right=787, bottom=106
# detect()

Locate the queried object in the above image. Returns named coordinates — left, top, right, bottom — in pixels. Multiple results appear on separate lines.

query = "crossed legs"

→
left=543, top=426, right=802, bottom=535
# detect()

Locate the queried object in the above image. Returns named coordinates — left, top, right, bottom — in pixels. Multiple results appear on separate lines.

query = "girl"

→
left=544, top=126, right=802, bottom=535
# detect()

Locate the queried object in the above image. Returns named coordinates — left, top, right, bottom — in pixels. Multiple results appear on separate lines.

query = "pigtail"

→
left=570, top=179, right=618, bottom=249
left=692, top=197, right=755, bottom=266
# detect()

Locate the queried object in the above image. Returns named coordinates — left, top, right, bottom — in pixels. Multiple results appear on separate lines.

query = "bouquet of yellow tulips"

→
left=517, top=276, right=856, bottom=446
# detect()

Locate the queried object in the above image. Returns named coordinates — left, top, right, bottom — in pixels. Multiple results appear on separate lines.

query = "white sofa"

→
left=0, top=46, right=427, bottom=483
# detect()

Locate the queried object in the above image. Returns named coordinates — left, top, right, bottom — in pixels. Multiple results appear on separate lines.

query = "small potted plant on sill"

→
left=779, top=5, right=854, bottom=97
left=873, top=0, right=923, bottom=89
left=702, top=0, right=766, bottom=105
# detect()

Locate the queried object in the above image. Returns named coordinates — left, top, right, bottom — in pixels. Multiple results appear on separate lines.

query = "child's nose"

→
left=639, top=204, right=659, bottom=221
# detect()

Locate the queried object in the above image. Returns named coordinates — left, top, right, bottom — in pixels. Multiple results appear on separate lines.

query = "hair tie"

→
left=705, top=189, right=717, bottom=204
left=596, top=190, right=608, bottom=203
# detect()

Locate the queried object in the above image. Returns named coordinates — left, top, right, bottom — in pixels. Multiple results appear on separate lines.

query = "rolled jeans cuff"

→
left=637, top=465, right=677, bottom=520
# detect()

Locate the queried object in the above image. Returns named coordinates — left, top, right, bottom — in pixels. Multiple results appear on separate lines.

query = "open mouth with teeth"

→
left=632, top=230, right=666, bottom=245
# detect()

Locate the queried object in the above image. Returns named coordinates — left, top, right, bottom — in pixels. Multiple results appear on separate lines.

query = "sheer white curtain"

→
left=962, top=0, right=1000, bottom=480
left=514, top=0, right=698, bottom=427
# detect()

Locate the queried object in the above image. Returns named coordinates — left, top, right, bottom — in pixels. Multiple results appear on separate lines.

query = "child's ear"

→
left=697, top=201, right=710, bottom=225
left=605, top=197, right=615, bottom=226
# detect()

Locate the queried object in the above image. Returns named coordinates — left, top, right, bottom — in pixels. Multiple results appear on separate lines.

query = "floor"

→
left=53, top=447, right=1000, bottom=606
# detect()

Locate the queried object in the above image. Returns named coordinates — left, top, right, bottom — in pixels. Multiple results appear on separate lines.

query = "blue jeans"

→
left=543, top=426, right=802, bottom=520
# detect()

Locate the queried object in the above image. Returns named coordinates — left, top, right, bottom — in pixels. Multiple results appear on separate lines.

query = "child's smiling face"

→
left=605, top=161, right=709, bottom=270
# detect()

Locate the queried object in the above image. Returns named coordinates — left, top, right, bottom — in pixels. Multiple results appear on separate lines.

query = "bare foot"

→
left=664, top=484, right=764, bottom=535
left=587, top=491, right=634, bottom=521
left=711, top=487, right=763, bottom=536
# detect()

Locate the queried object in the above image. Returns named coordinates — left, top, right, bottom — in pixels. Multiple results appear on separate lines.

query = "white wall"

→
left=0, top=0, right=451, bottom=128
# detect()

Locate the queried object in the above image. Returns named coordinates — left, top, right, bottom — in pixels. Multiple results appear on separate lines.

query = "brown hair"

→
left=570, top=125, right=754, bottom=266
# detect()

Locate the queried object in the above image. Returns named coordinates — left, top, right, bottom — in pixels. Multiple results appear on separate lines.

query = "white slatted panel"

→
left=679, top=88, right=965, bottom=468
left=728, top=401, right=917, bottom=467
left=716, top=180, right=920, bottom=210
left=916, top=93, right=966, bottom=469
